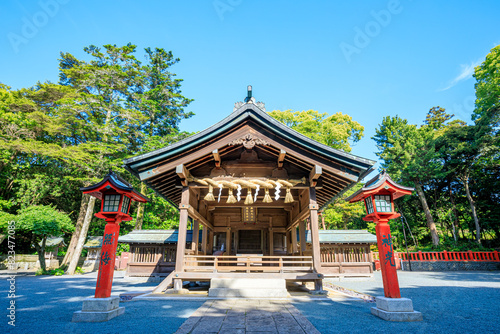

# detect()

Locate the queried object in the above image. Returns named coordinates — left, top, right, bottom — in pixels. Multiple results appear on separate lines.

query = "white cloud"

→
left=439, top=59, right=482, bottom=91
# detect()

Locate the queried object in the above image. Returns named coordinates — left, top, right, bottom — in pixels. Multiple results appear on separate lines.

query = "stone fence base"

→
left=402, top=260, right=500, bottom=271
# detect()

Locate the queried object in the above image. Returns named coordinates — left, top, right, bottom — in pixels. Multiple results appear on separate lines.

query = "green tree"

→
left=58, top=44, right=193, bottom=268
left=269, top=109, right=366, bottom=229
left=321, top=183, right=366, bottom=230
left=373, top=115, right=441, bottom=246
left=16, top=205, right=73, bottom=271
left=473, top=44, right=500, bottom=132
left=268, top=109, right=364, bottom=152
left=438, top=123, right=484, bottom=244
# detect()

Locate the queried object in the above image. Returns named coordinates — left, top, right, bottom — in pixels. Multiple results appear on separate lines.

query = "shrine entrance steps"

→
left=208, top=278, right=288, bottom=298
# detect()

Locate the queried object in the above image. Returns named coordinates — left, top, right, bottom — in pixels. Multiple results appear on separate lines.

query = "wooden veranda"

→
left=123, top=90, right=375, bottom=293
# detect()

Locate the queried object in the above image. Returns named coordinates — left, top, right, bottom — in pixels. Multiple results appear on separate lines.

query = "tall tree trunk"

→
left=62, top=193, right=90, bottom=266
left=67, top=196, right=96, bottom=274
left=134, top=182, right=147, bottom=230
left=462, top=174, right=481, bottom=244
left=448, top=180, right=460, bottom=242
left=35, top=236, right=47, bottom=272
left=413, top=179, right=440, bottom=246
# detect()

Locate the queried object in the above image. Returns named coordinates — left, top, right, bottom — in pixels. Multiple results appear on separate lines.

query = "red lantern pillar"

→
left=95, top=218, right=121, bottom=298
left=375, top=218, right=400, bottom=298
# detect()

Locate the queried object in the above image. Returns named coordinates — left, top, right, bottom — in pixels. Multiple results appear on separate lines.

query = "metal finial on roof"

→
left=244, top=85, right=253, bottom=102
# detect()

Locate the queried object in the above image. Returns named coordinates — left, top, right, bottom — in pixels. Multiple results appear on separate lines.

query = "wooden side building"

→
left=123, top=90, right=375, bottom=292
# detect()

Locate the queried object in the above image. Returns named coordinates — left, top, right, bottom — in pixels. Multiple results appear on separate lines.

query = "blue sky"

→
left=1, top=0, right=499, bottom=173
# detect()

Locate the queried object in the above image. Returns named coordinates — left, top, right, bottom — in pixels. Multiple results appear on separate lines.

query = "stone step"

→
left=208, top=278, right=288, bottom=298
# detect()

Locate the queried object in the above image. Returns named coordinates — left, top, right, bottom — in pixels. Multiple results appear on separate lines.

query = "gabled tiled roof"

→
left=123, top=101, right=375, bottom=209
left=304, top=230, right=377, bottom=244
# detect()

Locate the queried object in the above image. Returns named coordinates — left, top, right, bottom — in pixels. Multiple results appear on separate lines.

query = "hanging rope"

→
left=188, top=176, right=305, bottom=204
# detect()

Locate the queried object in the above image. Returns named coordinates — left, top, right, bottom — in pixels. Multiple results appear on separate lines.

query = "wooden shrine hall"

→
left=123, top=88, right=376, bottom=293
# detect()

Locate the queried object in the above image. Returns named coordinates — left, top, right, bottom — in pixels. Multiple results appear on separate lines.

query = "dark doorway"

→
left=238, top=230, right=262, bottom=254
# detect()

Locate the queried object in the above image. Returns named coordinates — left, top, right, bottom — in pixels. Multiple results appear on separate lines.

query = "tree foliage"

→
left=0, top=43, right=193, bottom=258
left=268, top=109, right=364, bottom=152
left=16, top=205, right=73, bottom=271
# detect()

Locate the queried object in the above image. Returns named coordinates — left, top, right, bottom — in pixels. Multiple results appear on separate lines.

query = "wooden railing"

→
left=183, top=255, right=314, bottom=273
left=372, top=251, right=500, bottom=262
left=320, top=245, right=372, bottom=263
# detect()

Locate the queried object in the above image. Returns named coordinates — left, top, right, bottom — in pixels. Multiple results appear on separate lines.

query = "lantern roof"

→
left=345, top=171, right=414, bottom=203
left=80, top=171, right=149, bottom=203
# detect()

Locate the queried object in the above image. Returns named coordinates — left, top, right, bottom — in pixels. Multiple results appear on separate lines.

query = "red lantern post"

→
left=346, top=172, right=422, bottom=321
left=346, top=171, right=413, bottom=299
left=81, top=171, right=149, bottom=298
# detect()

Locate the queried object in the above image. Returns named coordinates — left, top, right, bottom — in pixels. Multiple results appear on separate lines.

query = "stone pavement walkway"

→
left=175, top=299, right=321, bottom=334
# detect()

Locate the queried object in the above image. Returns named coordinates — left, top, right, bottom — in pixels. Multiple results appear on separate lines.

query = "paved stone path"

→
left=175, top=299, right=321, bottom=334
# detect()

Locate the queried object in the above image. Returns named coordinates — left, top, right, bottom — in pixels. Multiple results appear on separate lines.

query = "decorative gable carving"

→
left=228, top=134, right=270, bottom=149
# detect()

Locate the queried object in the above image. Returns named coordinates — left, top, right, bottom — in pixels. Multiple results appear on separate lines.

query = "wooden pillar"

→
left=192, top=220, right=199, bottom=254
left=261, top=230, right=265, bottom=254
left=235, top=229, right=239, bottom=254
left=299, top=220, right=306, bottom=255
left=201, top=227, right=208, bottom=255
left=291, top=226, right=298, bottom=254
left=269, top=217, right=274, bottom=256
left=208, top=230, right=214, bottom=254
left=309, top=187, right=322, bottom=277
left=225, top=227, right=232, bottom=255
left=286, top=231, right=292, bottom=254
left=174, top=187, right=189, bottom=289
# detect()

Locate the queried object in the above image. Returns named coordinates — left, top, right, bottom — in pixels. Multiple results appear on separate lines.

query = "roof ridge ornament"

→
left=233, top=85, right=266, bottom=111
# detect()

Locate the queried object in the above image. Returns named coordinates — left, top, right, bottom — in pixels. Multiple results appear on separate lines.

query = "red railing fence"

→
left=372, top=250, right=500, bottom=262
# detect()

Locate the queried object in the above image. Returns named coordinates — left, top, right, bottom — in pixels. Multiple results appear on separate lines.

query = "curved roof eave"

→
left=123, top=103, right=376, bottom=174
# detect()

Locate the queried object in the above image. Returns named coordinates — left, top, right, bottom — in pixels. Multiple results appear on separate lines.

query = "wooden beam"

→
left=212, top=149, right=221, bottom=168
left=176, top=164, right=190, bottom=187
left=309, top=165, right=322, bottom=188
left=187, top=206, right=214, bottom=231
left=288, top=207, right=310, bottom=231
left=213, top=226, right=286, bottom=233
left=278, top=149, right=286, bottom=168
left=208, top=202, right=294, bottom=210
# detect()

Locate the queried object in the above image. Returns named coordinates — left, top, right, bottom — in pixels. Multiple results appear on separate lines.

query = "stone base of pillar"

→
left=72, top=297, right=124, bottom=322
left=164, top=288, right=190, bottom=294
left=371, top=297, right=422, bottom=322
left=307, top=279, right=327, bottom=295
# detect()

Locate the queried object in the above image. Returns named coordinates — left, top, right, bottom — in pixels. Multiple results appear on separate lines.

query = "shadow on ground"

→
left=296, top=271, right=500, bottom=334
left=0, top=273, right=204, bottom=334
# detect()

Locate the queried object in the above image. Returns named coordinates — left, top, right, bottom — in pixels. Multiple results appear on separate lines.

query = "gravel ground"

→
left=0, top=271, right=204, bottom=334
left=294, top=271, right=500, bottom=334
left=1, top=270, right=499, bottom=334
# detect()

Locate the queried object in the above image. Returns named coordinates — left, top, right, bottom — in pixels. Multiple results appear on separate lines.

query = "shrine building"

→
left=123, top=88, right=376, bottom=294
